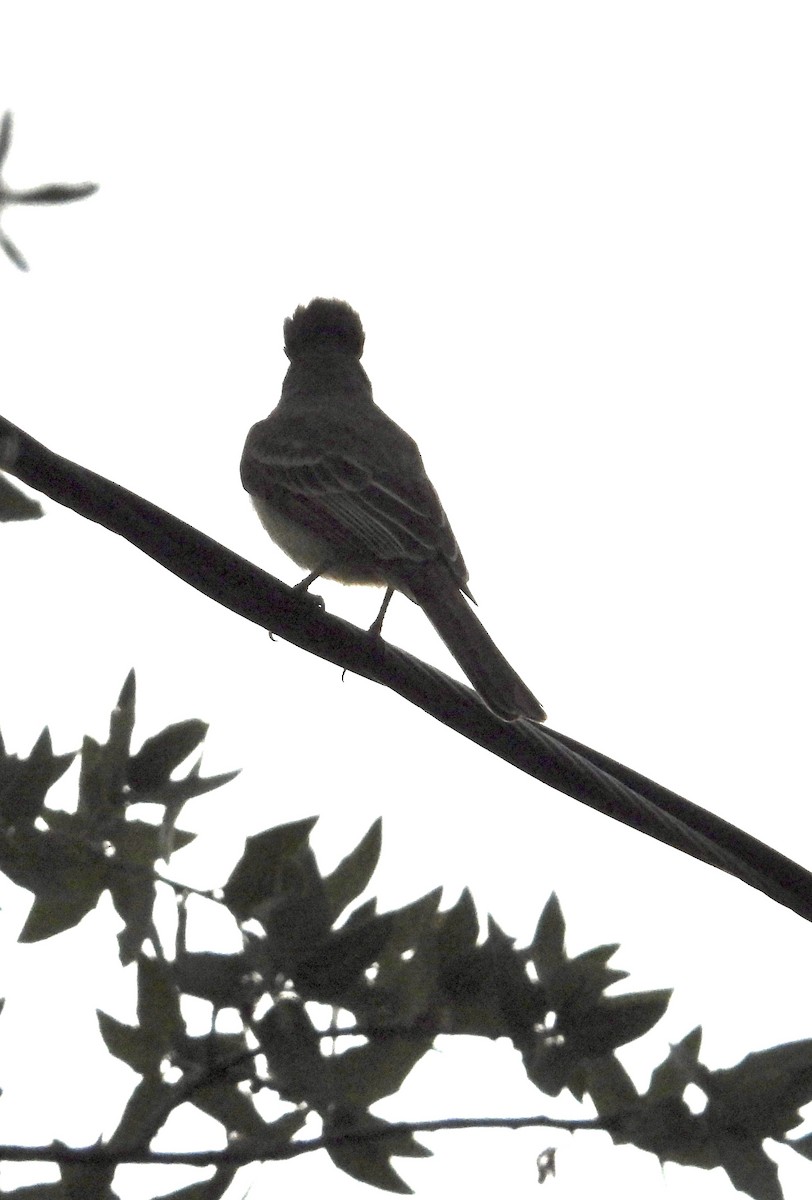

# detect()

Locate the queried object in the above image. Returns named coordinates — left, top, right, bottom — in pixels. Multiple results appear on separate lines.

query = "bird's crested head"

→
left=283, top=299, right=365, bottom=361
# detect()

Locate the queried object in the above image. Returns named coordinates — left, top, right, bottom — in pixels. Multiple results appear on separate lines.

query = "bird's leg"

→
left=291, top=568, right=328, bottom=612
left=293, top=569, right=323, bottom=593
left=368, top=587, right=395, bottom=638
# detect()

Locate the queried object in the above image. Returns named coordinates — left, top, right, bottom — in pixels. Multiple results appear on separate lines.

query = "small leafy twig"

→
left=0, top=111, right=98, bottom=270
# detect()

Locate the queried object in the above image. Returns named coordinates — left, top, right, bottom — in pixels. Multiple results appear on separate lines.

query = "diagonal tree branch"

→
left=3, top=413, right=812, bottom=922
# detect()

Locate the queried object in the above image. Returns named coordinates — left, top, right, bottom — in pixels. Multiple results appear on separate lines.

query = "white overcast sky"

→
left=2, top=4, right=812, bottom=1199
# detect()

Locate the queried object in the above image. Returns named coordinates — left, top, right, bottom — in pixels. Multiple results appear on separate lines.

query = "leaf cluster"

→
left=0, top=680, right=810, bottom=1199
left=0, top=671, right=235, bottom=959
left=0, top=111, right=98, bottom=271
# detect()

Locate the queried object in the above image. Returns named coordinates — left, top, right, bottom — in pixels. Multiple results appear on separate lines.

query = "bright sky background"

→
left=2, top=4, right=812, bottom=1198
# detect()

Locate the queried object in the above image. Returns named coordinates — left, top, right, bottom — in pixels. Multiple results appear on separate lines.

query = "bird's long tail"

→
left=406, top=568, right=546, bottom=723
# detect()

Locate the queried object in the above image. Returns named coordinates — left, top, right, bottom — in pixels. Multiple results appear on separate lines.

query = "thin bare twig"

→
left=0, top=1112, right=603, bottom=1167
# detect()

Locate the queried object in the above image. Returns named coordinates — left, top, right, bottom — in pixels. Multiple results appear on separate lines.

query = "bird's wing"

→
left=241, top=413, right=469, bottom=589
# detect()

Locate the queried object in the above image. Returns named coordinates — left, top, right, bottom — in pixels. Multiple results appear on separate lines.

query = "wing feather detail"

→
left=242, top=433, right=466, bottom=583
